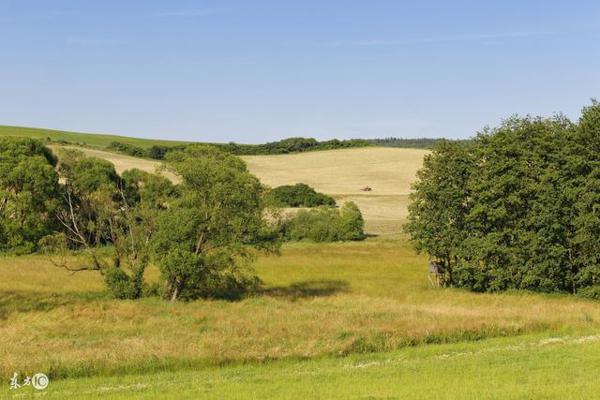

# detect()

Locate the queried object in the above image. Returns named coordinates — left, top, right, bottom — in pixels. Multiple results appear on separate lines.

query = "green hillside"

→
left=0, top=125, right=192, bottom=149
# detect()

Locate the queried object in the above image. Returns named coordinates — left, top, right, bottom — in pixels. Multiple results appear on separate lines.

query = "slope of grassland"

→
left=49, top=145, right=428, bottom=234
left=0, top=125, right=191, bottom=149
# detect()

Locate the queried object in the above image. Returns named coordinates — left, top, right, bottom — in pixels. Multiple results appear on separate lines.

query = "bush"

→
left=107, top=141, right=146, bottom=157
left=103, top=267, right=138, bottom=299
left=284, top=202, right=365, bottom=242
left=577, top=286, right=600, bottom=300
left=266, top=183, right=335, bottom=207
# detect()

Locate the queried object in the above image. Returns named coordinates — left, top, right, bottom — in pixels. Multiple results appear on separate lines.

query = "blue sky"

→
left=1, top=1, right=599, bottom=143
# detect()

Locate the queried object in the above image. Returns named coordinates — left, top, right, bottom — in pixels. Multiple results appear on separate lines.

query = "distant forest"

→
left=105, top=136, right=470, bottom=160
left=367, top=137, right=472, bottom=149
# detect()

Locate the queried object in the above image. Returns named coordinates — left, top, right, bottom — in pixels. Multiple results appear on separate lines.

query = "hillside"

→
left=0, top=125, right=192, bottom=149
left=49, top=145, right=428, bottom=234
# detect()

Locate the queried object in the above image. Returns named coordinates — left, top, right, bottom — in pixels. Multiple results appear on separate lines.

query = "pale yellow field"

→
left=50, top=146, right=428, bottom=234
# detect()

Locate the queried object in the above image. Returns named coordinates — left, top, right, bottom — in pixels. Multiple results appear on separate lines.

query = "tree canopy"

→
left=0, top=137, right=60, bottom=254
left=152, top=145, right=278, bottom=301
left=406, top=102, right=600, bottom=296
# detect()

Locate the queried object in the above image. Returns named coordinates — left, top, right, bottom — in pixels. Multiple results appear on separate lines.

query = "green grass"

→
left=0, top=125, right=192, bottom=149
left=2, top=236, right=600, bottom=383
left=3, top=332, right=600, bottom=399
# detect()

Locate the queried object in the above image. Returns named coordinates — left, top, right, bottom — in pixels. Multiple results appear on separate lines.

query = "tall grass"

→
left=1, top=236, right=599, bottom=379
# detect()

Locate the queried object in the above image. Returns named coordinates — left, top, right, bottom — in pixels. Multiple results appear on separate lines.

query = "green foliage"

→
left=265, top=183, right=336, bottom=207
left=219, top=137, right=371, bottom=155
left=107, top=141, right=147, bottom=157
left=106, top=137, right=371, bottom=159
left=103, top=267, right=139, bottom=300
left=152, top=145, right=277, bottom=301
left=406, top=102, right=600, bottom=294
left=55, top=151, right=178, bottom=299
left=367, top=137, right=473, bottom=149
left=284, top=202, right=365, bottom=242
left=0, top=137, right=60, bottom=253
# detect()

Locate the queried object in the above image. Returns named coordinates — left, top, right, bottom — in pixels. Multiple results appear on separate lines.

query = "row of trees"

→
left=406, top=101, right=600, bottom=296
left=107, top=137, right=371, bottom=160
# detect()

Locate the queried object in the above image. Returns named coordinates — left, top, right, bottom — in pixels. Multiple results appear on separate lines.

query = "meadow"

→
left=2, top=133, right=600, bottom=398
left=2, top=237, right=600, bottom=398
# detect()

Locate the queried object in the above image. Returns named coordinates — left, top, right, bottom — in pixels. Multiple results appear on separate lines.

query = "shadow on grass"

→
left=0, top=291, right=106, bottom=320
left=261, top=279, right=349, bottom=300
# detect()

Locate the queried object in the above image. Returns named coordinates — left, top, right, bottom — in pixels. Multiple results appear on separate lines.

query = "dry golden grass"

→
left=243, top=148, right=427, bottom=234
left=242, top=148, right=427, bottom=196
left=1, top=237, right=599, bottom=378
left=50, top=146, right=428, bottom=234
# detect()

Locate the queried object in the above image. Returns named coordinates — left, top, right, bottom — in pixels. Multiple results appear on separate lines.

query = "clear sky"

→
left=1, top=1, right=599, bottom=143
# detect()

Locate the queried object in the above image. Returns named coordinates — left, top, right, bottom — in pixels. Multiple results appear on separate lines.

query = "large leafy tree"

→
left=152, top=145, right=277, bottom=301
left=404, top=140, right=474, bottom=284
left=53, top=149, right=176, bottom=298
left=0, top=137, right=60, bottom=254
left=407, top=103, right=600, bottom=295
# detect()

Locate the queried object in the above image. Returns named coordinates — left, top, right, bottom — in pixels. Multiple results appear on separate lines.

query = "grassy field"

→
left=2, top=131, right=599, bottom=398
left=2, top=237, right=600, bottom=381
left=4, top=332, right=600, bottom=399
left=48, top=145, right=427, bottom=234
left=0, top=125, right=192, bottom=149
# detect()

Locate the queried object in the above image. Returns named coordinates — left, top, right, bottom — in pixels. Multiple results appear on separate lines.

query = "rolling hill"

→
left=0, top=125, right=192, bottom=149
left=49, top=145, right=428, bottom=234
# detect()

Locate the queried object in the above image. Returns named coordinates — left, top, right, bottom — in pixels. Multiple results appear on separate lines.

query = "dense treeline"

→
left=220, top=137, right=371, bottom=155
left=367, top=137, right=468, bottom=149
left=406, top=102, right=600, bottom=297
left=107, top=137, right=371, bottom=159
left=265, top=183, right=336, bottom=207
left=105, top=136, right=474, bottom=158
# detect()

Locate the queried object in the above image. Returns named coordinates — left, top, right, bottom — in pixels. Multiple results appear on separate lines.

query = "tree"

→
left=405, top=105, right=600, bottom=295
left=0, top=138, right=60, bottom=254
left=404, top=140, right=474, bottom=284
left=52, top=149, right=176, bottom=299
left=152, top=145, right=277, bottom=301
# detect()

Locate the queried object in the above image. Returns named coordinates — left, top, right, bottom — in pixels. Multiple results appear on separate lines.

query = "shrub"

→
left=284, top=202, right=365, bottom=242
left=106, top=141, right=146, bottom=157
left=103, top=267, right=138, bottom=300
left=266, top=183, right=335, bottom=207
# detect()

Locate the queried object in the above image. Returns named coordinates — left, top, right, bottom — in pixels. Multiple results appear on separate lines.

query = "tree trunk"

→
left=170, top=279, right=183, bottom=302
